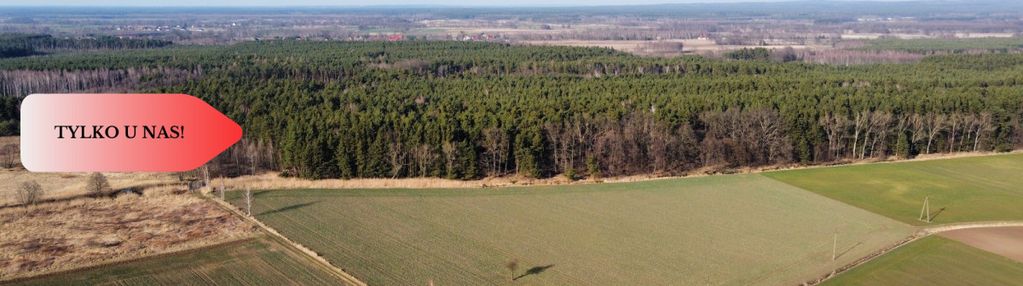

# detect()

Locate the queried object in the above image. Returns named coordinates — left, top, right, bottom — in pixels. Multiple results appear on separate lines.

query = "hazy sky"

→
left=0, top=0, right=795, bottom=7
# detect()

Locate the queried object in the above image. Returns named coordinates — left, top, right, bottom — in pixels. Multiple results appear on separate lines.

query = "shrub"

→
left=16, top=180, right=43, bottom=205
left=86, top=172, right=111, bottom=196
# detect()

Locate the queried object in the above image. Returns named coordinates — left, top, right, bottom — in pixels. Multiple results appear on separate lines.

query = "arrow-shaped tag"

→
left=20, top=93, right=242, bottom=172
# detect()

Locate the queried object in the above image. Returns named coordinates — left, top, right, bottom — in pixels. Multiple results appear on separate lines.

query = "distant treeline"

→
left=0, top=40, right=1021, bottom=180
left=0, top=34, right=173, bottom=59
left=858, top=37, right=1023, bottom=54
left=0, top=96, right=17, bottom=136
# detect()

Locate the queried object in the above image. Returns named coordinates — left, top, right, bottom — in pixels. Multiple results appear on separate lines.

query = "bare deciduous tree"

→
left=820, top=113, right=849, bottom=161
left=387, top=132, right=407, bottom=179
left=219, top=176, right=226, bottom=200
left=86, top=172, right=111, bottom=197
left=0, top=143, right=17, bottom=168
left=910, top=114, right=927, bottom=147
left=947, top=113, right=962, bottom=153
left=505, top=259, right=519, bottom=281
left=412, top=144, right=436, bottom=177
left=866, top=112, right=893, bottom=158
left=923, top=114, right=946, bottom=154
left=245, top=188, right=253, bottom=216
left=974, top=113, right=995, bottom=151
left=851, top=111, right=869, bottom=159
left=700, top=109, right=791, bottom=168
left=441, top=141, right=460, bottom=178
left=481, top=127, right=508, bottom=176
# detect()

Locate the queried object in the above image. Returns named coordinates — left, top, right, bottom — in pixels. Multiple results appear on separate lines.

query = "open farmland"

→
left=822, top=236, right=1023, bottom=285
left=0, top=195, right=254, bottom=280
left=5, top=236, right=346, bottom=286
left=764, top=153, right=1023, bottom=225
left=940, top=226, right=1023, bottom=263
left=229, top=174, right=911, bottom=285
left=0, top=136, right=180, bottom=207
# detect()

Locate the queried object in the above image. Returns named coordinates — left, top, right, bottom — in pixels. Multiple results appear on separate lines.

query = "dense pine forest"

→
left=1, top=40, right=1021, bottom=179
left=0, top=34, right=173, bottom=59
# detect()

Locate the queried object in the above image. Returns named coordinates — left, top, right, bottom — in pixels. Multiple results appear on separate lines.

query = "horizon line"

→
left=0, top=0, right=944, bottom=9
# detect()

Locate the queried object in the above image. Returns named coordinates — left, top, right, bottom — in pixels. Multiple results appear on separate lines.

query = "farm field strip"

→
left=820, top=236, right=1023, bottom=286
left=207, top=197, right=367, bottom=286
left=3, top=236, right=345, bottom=286
left=808, top=221, right=1023, bottom=285
left=230, top=174, right=912, bottom=285
left=938, top=226, right=1023, bottom=263
left=762, top=153, right=1023, bottom=285
left=763, top=153, right=1023, bottom=225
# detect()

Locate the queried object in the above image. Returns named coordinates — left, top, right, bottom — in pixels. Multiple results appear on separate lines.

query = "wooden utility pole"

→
left=219, top=176, right=226, bottom=200
left=919, top=196, right=931, bottom=223
left=245, top=188, right=253, bottom=216
left=832, top=233, right=838, bottom=261
left=831, top=232, right=838, bottom=276
left=202, top=165, right=211, bottom=194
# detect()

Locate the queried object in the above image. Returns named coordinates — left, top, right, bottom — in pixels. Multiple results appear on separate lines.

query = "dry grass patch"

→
left=214, top=152, right=1020, bottom=192
left=212, top=172, right=590, bottom=191
left=0, top=171, right=179, bottom=206
left=0, top=136, right=178, bottom=206
left=0, top=194, right=254, bottom=281
left=7, top=236, right=347, bottom=286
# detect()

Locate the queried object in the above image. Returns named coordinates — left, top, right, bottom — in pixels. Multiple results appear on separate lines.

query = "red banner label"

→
left=21, top=93, right=242, bottom=172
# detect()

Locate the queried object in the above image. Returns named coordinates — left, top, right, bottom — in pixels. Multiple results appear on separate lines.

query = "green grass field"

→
left=230, top=174, right=911, bottom=285
left=823, top=236, right=1023, bottom=285
left=764, top=153, right=1023, bottom=225
left=5, top=236, right=344, bottom=286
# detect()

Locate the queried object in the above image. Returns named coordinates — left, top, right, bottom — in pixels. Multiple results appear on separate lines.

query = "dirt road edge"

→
left=802, top=221, right=1023, bottom=286
left=207, top=196, right=368, bottom=286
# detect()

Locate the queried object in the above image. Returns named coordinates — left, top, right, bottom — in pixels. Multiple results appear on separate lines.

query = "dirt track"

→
left=805, top=221, right=1023, bottom=285
left=208, top=196, right=367, bottom=286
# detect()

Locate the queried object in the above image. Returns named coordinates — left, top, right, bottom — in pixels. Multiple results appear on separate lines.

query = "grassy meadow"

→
left=823, top=236, right=1023, bottom=285
left=6, top=236, right=345, bottom=286
left=764, top=153, right=1023, bottom=225
left=229, top=174, right=911, bottom=285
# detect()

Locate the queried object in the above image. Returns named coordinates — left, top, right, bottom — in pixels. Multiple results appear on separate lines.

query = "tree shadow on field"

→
left=513, top=264, right=555, bottom=281
left=836, top=242, right=864, bottom=260
left=928, top=207, right=947, bottom=222
left=258, top=201, right=318, bottom=216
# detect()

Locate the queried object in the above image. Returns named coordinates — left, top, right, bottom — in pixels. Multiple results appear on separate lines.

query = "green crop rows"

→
left=823, top=236, right=1023, bottom=285
left=7, top=236, right=343, bottom=286
left=231, top=174, right=910, bottom=285
left=765, top=153, right=1023, bottom=225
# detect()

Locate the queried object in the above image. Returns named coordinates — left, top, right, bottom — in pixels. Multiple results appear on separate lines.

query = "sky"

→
left=0, top=0, right=804, bottom=7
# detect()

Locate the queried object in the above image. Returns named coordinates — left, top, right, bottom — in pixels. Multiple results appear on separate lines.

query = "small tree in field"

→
left=505, top=259, right=519, bottom=281
left=17, top=181, right=43, bottom=205
left=86, top=172, right=111, bottom=197
left=1, top=144, right=17, bottom=168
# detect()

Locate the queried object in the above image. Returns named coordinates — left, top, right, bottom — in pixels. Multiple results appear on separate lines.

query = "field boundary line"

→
left=802, top=220, right=1023, bottom=286
left=919, top=221, right=1023, bottom=235
left=0, top=236, right=257, bottom=285
left=207, top=196, right=368, bottom=286
left=214, top=151, right=1022, bottom=193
